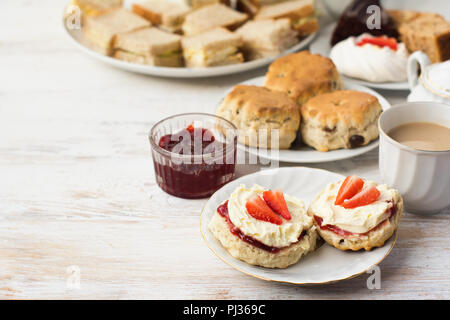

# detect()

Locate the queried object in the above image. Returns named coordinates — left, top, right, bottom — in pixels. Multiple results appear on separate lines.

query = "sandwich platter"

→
left=309, top=23, right=409, bottom=90
left=200, top=167, right=397, bottom=284
left=219, top=76, right=391, bottom=163
left=62, top=5, right=317, bottom=78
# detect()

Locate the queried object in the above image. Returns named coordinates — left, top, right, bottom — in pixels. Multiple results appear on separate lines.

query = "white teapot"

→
left=407, top=51, right=450, bottom=105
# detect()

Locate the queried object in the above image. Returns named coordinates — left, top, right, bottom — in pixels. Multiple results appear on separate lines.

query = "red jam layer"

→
left=217, top=201, right=305, bottom=254
left=153, top=126, right=236, bottom=199
left=159, top=125, right=218, bottom=155
left=314, top=202, right=397, bottom=238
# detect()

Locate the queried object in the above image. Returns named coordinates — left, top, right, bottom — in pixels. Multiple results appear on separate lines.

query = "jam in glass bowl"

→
left=149, top=113, right=238, bottom=199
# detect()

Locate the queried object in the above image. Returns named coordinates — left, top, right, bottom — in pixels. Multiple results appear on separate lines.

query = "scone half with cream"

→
left=216, top=85, right=300, bottom=149
left=209, top=184, right=318, bottom=268
left=300, top=90, right=382, bottom=152
left=308, top=176, right=403, bottom=251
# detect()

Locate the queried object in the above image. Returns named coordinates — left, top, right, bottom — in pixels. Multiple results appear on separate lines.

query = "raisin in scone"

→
left=300, top=90, right=382, bottom=152
left=209, top=184, right=318, bottom=268
left=308, top=176, right=403, bottom=251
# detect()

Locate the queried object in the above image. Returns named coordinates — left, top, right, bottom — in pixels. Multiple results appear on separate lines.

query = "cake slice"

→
left=182, top=27, right=244, bottom=67
left=396, top=12, right=450, bottom=63
left=113, top=27, right=182, bottom=67
left=83, top=8, right=151, bottom=55
left=330, top=0, right=398, bottom=46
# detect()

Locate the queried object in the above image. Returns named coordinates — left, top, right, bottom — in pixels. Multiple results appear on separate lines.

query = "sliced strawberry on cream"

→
left=334, top=175, right=364, bottom=206
left=356, top=36, right=398, bottom=51
left=263, top=190, right=291, bottom=220
left=245, top=194, right=283, bottom=225
left=342, top=186, right=381, bottom=209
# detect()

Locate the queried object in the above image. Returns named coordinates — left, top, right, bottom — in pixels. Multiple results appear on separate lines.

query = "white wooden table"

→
left=1, top=0, right=449, bottom=299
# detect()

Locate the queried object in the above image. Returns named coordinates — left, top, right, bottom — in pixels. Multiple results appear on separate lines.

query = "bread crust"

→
left=300, top=90, right=382, bottom=152
left=255, top=0, right=315, bottom=21
left=235, top=19, right=298, bottom=60
left=113, top=27, right=181, bottom=56
left=182, top=3, right=248, bottom=36
left=209, top=211, right=318, bottom=268
left=82, top=8, right=151, bottom=54
left=308, top=196, right=403, bottom=251
left=265, top=51, right=343, bottom=106
left=216, top=85, right=300, bottom=149
left=131, top=1, right=190, bottom=32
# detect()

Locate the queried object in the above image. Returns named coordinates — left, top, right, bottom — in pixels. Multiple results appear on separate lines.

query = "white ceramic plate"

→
left=310, top=23, right=409, bottom=90
left=219, top=76, right=391, bottom=163
left=62, top=4, right=316, bottom=78
left=200, top=167, right=397, bottom=284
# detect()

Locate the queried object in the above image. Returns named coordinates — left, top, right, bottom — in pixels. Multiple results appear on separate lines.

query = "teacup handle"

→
left=407, top=51, right=431, bottom=90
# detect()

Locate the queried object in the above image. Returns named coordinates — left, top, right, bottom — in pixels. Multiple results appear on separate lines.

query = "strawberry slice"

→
left=263, top=190, right=291, bottom=220
left=356, top=36, right=398, bottom=51
left=335, top=176, right=364, bottom=206
left=186, top=124, right=195, bottom=133
left=342, top=186, right=380, bottom=209
left=245, top=194, right=283, bottom=225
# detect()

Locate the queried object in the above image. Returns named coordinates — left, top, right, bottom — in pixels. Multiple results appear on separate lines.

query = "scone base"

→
left=310, top=198, right=403, bottom=251
left=209, top=212, right=318, bottom=269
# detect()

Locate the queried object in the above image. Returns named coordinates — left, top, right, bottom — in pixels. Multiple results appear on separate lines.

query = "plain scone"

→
left=209, top=211, right=318, bottom=268
left=265, top=51, right=343, bottom=106
left=216, top=85, right=300, bottom=149
left=300, top=90, right=382, bottom=152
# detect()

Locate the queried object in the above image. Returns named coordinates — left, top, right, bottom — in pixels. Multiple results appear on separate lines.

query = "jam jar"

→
left=149, top=113, right=238, bottom=199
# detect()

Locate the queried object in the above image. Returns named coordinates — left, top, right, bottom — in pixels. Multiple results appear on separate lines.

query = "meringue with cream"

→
left=330, top=34, right=409, bottom=83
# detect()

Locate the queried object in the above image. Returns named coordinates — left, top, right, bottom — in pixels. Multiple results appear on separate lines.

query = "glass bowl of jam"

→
left=149, top=113, right=238, bottom=199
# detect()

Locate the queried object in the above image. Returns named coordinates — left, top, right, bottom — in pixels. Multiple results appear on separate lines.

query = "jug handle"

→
left=407, top=51, right=431, bottom=90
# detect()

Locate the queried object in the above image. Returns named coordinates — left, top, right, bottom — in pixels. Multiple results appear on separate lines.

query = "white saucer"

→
left=310, top=23, right=409, bottom=90
left=200, top=167, right=397, bottom=284
left=219, top=76, right=391, bottom=163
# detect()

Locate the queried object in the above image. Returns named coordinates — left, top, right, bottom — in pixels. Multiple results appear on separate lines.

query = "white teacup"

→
left=378, top=102, right=450, bottom=214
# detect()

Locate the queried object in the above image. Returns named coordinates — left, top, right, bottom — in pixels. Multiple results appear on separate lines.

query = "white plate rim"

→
left=219, top=76, right=391, bottom=163
left=309, top=22, right=410, bottom=90
left=62, top=6, right=317, bottom=78
left=200, top=166, right=397, bottom=285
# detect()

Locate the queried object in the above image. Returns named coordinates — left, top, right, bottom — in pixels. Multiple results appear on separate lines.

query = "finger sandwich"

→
left=83, top=8, right=151, bottom=55
left=113, top=27, right=183, bottom=67
left=182, top=27, right=244, bottom=67
left=255, top=0, right=318, bottom=37
left=182, top=3, right=248, bottom=36
left=236, top=18, right=298, bottom=60
left=132, top=0, right=191, bottom=33
left=72, top=0, right=123, bottom=16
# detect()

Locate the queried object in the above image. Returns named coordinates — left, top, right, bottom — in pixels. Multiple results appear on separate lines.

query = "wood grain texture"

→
left=0, top=0, right=449, bottom=299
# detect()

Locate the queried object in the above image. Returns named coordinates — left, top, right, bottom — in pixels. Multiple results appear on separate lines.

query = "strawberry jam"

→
left=152, top=123, right=236, bottom=199
left=217, top=201, right=306, bottom=253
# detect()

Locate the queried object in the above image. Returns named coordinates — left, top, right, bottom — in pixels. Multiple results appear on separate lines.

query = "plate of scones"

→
left=201, top=167, right=403, bottom=284
left=63, top=0, right=319, bottom=77
left=216, top=51, right=391, bottom=163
